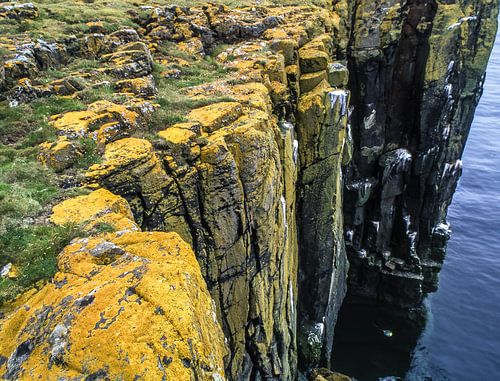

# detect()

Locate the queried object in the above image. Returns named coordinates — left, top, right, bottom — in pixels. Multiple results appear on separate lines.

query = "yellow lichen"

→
left=50, top=188, right=135, bottom=229
left=0, top=232, right=227, bottom=380
left=188, top=102, right=243, bottom=133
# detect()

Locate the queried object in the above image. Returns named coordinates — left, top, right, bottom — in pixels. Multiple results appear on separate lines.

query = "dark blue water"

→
left=332, top=22, right=500, bottom=381
left=406, top=24, right=500, bottom=381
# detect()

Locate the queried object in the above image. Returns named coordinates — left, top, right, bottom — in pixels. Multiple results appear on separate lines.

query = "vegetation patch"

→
left=0, top=224, right=85, bottom=305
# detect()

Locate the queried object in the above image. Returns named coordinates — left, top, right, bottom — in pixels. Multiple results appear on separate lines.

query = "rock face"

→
left=79, top=7, right=351, bottom=379
left=0, top=1, right=498, bottom=380
left=341, top=0, right=499, bottom=307
left=0, top=192, right=226, bottom=380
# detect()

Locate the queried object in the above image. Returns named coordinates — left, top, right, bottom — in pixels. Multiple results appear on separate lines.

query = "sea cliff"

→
left=0, top=1, right=497, bottom=380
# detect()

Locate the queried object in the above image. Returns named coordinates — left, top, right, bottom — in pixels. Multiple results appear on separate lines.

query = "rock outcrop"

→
left=0, top=191, right=227, bottom=380
left=0, top=0, right=497, bottom=380
left=342, top=0, right=499, bottom=307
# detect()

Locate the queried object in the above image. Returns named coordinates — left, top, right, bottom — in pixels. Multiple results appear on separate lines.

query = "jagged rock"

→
left=3, top=57, right=38, bottom=85
left=7, top=78, right=48, bottom=106
left=50, top=76, right=86, bottom=96
left=85, top=138, right=190, bottom=239
left=109, top=28, right=140, bottom=45
left=49, top=100, right=141, bottom=141
left=38, top=137, right=82, bottom=172
left=83, top=33, right=106, bottom=56
left=102, top=41, right=153, bottom=78
left=1, top=2, right=497, bottom=380
left=343, top=0, right=499, bottom=308
left=0, top=231, right=227, bottom=380
left=187, top=102, right=243, bottom=133
left=115, top=75, right=157, bottom=98
left=178, top=37, right=206, bottom=56
left=327, top=62, right=348, bottom=88
left=296, top=81, right=350, bottom=368
left=33, top=39, right=67, bottom=70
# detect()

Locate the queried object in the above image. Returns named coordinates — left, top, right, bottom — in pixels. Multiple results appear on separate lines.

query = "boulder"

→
left=0, top=231, right=227, bottom=380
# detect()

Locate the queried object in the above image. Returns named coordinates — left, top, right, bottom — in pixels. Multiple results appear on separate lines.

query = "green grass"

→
left=0, top=0, right=273, bottom=305
left=0, top=224, right=86, bottom=305
left=0, top=97, right=86, bottom=147
left=0, top=144, right=62, bottom=229
left=147, top=48, right=236, bottom=133
left=0, top=142, right=92, bottom=304
left=74, top=138, right=102, bottom=169
left=77, top=83, right=128, bottom=104
left=0, top=94, right=92, bottom=305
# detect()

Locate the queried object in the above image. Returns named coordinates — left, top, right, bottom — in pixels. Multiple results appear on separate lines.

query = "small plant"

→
left=0, top=224, right=86, bottom=305
left=0, top=97, right=85, bottom=146
left=74, top=137, right=102, bottom=169
left=91, top=222, right=117, bottom=234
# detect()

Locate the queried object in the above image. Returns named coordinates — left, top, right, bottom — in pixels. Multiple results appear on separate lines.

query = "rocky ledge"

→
left=0, top=1, right=497, bottom=380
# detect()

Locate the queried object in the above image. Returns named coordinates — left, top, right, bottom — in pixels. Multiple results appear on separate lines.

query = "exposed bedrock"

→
left=1, top=1, right=498, bottom=380
left=81, top=7, right=352, bottom=378
left=343, top=0, right=499, bottom=307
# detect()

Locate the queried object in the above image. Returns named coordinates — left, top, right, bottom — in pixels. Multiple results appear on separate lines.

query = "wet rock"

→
left=343, top=0, right=499, bottom=307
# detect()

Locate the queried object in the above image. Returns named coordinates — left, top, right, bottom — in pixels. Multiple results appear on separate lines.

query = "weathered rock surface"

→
left=0, top=192, right=227, bottom=380
left=342, top=0, right=499, bottom=308
left=1, top=0, right=497, bottom=380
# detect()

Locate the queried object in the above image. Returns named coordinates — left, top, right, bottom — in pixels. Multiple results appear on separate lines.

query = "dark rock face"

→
left=342, top=0, right=499, bottom=308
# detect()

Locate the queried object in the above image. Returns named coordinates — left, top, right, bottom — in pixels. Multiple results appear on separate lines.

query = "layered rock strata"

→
left=2, top=4, right=352, bottom=380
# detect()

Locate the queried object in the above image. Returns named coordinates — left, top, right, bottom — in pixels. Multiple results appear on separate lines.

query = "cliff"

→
left=0, top=1, right=497, bottom=380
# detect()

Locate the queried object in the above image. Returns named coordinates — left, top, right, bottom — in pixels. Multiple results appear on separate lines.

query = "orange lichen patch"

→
left=0, top=231, right=227, bottom=380
left=86, top=212, right=139, bottom=232
left=115, top=75, right=157, bottom=98
left=299, top=46, right=329, bottom=74
left=268, top=80, right=288, bottom=103
left=158, top=127, right=196, bottom=145
left=231, top=82, right=272, bottom=113
left=96, top=121, right=125, bottom=145
left=83, top=33, right=106, bottom=56
left=262, top=28, right=290, bottom=40
left=177, top=38, right=205, bottom=56
left=50, top=188, right=135, bottom=228
left=38, top=137, right=82, bottom=172
left=86, top=21, right=105, bottom=34
left=300, top=70, right=328, bottom=93
left=188, top=102, right=243, bottom=133
left=50, top=101, right=140, bottom=139
left=49, top=109, right=99, bottom=137
left=85, top=138, right=154, bottom=178
left=84, top=138, right=171, bottom=202
left=269, top=38, right=298, bottom=66
left=185, top=79, right=236, bottom=100
left=101, top=42, right=153, bottom=78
